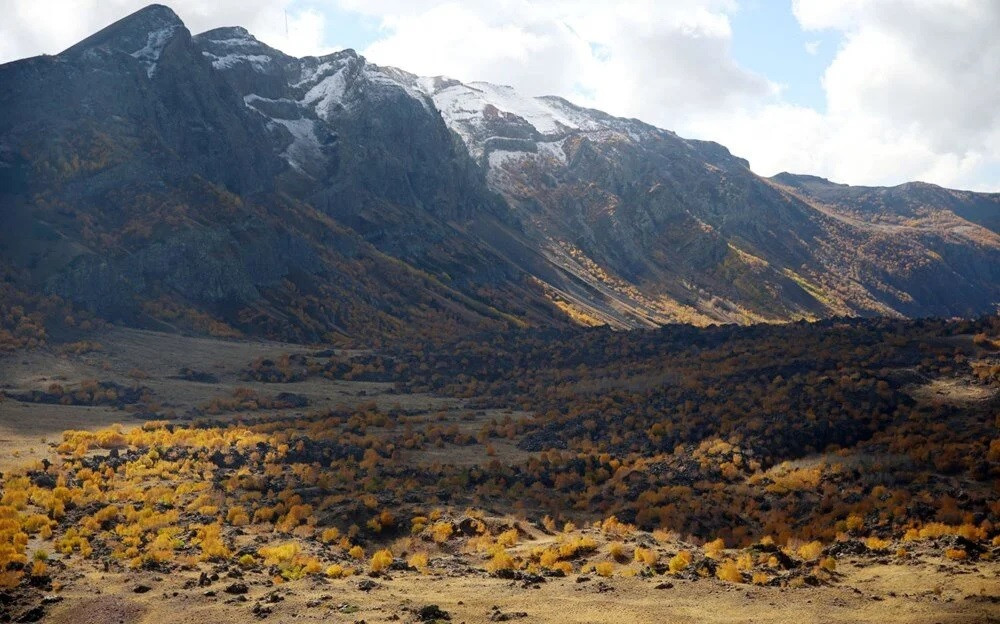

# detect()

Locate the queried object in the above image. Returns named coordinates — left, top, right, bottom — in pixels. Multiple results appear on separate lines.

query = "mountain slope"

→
left=0, top=4, right=997, bottom=342
left=0, top=5, right=562, bottom=342
left=417, top=79, right=1000, bottom=324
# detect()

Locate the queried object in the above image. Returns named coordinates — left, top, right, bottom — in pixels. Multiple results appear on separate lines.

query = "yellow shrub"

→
left=348, top=545, right=364, bottom=559
left=259, top=542, right=300, bottom=565
left=864, top=536, right=890, bottom=552
left=917, top=523, right=951, bottom=540
left=196, top=524, right=230, bottom=561
left=819, top=556, right=836, bottom=571
left=557, top=536, right=597, bottom=559
left=226, top=506, right=249, bottom=526
left=496, top=529, right=519, bottom=547
left=703, top=538, right=725, bottom=559
left=486, top=547, right=519, bottom=572
left=608, top=541, right=628, bottom=561
left=22, top=514, right=52, bottom=534
left=957, top=524, right=984, bottom=541
left=716, top=559, right=742, bottom=583
left=669, top=550, right=692, bottom=573
left=796, top=541, right=823, bottom=561
left=408, top=552, right=429, bottom=572
left=552, top=561, right=573, bottom=575
left=845, top=514, right=864, bottom=531
left=736, top=551, right=753, bottom=570
left=253, top=506, right=278, bottom=524
left=325, top=564, right=353, bottom=578
left=370, top=549, right=393, bottom=573
left=600, top=516, right=633, bottom=537
left=751, top=572, right=771, bottom=585
left=633, top=547, right=657, bottom=566
left=945, top=548, right=967, bottom=561
left=0, top=571, right=24, bottom=588
left=594, top=561, right=614, bottom=577
left=431, top=522, right=454, bottom=543
left=538, top=548, right=560, bottom=568
left=652, top=529, right=673, bottom=543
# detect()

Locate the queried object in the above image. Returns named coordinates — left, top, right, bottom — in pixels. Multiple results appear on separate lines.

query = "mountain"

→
left=0, top=6, right=562, bottom=342
left=0, top=4, right=997, bottom=342
left=417, top=81, right=1000, bottom=325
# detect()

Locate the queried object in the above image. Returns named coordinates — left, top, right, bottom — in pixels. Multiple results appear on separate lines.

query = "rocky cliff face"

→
left=0, top=4, right=997, bottom=341
left=0, top=5, right=557, bottom=341
left=417, top=80, right=1000, bottom=325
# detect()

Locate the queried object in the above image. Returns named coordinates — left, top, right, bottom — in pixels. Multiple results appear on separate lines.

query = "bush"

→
left=633, top=547, right=657, bottom=565
left=431, top=522, right=453, bottom=543
left=864, top=536, right=890, bottom=552
left=408, top=552, right=429, bottom=572
left=796, top=541, right=823, bottom=561
left=668, top=550, right=692, bottom=573
left=703, top=538, right=725, bottom=559
left=325, top=564, right=353, bottom=578
left=608, top=541, right=628, bottom=561
left=716, top=559, right=742, bottom=583
left=486, top=547, right=518, bottom=572
left=370, top=549, right=393, bottom=572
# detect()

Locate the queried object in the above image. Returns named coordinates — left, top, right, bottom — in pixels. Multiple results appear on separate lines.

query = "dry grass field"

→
left=1, top=325, right=997, bottom=623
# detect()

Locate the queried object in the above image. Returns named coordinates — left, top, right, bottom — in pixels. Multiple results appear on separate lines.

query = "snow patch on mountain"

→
left=425, top=81, right=599, bottom=134
left=487, top=149, right=528, bottom=169
left=303, top=67, right=349, bottom=119
left=204, top=51, right=272, bottom=71
left=131, top=24, right=180, bottom=78
left=244, top=94, right=296, bottom=106
left=369, top=67, right=433, bottom=112
left=294, top=61, right=336, bottom=88
left=536, top=139, right=569, bottom=165
left=270, top=118, right=322, bottom=174
left=416, top=79, right=619, bottom=162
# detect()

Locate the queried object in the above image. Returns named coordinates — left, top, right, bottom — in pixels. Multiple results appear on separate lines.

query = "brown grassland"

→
left=0, top=313, right=998, bottom=623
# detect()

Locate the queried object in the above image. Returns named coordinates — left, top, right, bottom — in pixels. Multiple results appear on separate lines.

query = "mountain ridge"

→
left=0, top=4, right=997, bottom=342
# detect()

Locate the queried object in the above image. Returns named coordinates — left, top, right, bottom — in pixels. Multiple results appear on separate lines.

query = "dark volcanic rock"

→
left=417, top=605, right=450, bottom=621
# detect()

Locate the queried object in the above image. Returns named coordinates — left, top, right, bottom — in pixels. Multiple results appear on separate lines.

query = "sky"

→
left=2, top=0, right=998, bottom=191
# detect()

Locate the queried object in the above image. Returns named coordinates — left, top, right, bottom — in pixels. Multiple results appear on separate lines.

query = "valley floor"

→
left=1, top=326, right=997, bottom=623
left=39, top=552, right=1000, bottom=624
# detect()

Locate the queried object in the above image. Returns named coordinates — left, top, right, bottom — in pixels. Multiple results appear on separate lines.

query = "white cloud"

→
left=0, top=1, right=335, bottom=63
left=679, top=0, right=1000, bottom=191
left=345, top=0, right=999, bottom=190
left=2, top=0, right=998, bottom=191
left=347, top=1, right=771, bottom=125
